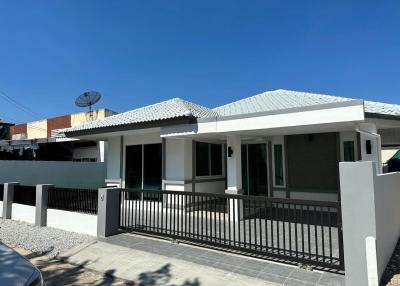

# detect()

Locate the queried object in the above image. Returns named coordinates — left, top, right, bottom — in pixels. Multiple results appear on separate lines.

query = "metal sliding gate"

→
left=119, top=189, right=344, bottom=271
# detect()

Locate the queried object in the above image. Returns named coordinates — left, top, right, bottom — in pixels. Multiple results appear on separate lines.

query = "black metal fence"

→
left=0, top=184, right=3, bottom=201
left=13, top=185, right=36, bottom=206
left=48, top=187, right=98, bottom=214
left=119, top=189, right=344, bottom=271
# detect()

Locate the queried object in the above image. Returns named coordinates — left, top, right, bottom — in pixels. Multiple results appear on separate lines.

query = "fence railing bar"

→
left=117, top=189, right=344, bottom=271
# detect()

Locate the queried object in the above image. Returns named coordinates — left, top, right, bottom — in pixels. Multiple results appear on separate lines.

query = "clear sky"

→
left=0, top=1, right=399, bottom=123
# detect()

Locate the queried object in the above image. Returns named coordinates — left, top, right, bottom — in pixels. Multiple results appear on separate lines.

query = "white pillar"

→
left=357, top=123, right=382, bottom=173
left=226, top=135, right=242, bottom=194
left=225, top=135, right=244, bottom=226
left=97, top=141, right=106, bottom=163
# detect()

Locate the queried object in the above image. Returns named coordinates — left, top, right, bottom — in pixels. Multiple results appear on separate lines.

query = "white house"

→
left=61, top=89, right=400, bottom=202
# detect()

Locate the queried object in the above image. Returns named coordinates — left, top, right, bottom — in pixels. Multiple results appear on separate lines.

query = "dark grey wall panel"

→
left=286, top=132, right=339, bottom=191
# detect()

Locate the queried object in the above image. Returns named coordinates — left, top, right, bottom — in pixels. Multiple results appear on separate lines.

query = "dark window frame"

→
left=195, top=142, right=223, bottom=177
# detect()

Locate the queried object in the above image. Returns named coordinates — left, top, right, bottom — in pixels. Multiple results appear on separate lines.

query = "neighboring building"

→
left=1, top=109, right=116, bottom=162
left=61, top=89, right=400, bottom=202
left=0, top=119, right=14, bottom=140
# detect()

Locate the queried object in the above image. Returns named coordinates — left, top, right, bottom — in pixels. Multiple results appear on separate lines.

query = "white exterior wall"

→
left=164, top=138, right=193, bottom=192
left=11, top=203, right=35, bottom=224
left=374, top=171, right=400, bottom=278
left=0, top=201, right=3, bottom=217
left=107, top=136, right=122, bottom=184
left=165, top=138, right=192, bottom=181
left=47, top=209, right=97, bottom=236
left=340, top=161, right=400, bottom=285
left=0, top=161, right=105, bottom=188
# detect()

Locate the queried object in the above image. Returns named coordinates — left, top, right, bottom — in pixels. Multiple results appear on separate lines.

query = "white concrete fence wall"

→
left=1, top=183, right=97, bottom=236
left=340, top=161, right=400, bottom=286
left=0, top=160, right=106, bottom=189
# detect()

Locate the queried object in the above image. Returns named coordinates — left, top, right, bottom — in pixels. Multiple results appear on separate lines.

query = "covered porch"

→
left=160, top=100, right=389, bottom=203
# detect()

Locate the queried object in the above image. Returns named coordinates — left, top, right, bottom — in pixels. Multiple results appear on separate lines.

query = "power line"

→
left=0, top=90, right=46, bottom=120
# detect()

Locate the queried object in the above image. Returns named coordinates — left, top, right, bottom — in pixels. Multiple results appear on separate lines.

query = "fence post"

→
left=97, top=187, right=120, bottom=238
left=2, top=182, right=19, bottom=219
left=35, top=184, right=54, bottom=227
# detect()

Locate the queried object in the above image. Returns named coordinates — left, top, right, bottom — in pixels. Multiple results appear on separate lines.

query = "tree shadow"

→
left=137, top=263, right=200, bottom=286
left=34, top=257, right=200, bottom=286
left=33, top=258, right=132, bottom=286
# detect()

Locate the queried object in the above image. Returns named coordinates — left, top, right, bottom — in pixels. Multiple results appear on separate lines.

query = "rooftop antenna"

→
left=75, top=91, right=102, bottom=121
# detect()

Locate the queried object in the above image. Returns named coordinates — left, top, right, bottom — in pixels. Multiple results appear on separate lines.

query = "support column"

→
left=97, top=188, right=121, bottom=238
left=226, top=135, right=244, bottom=228
left=2, top=182, right=19, bottom=219
left=226, top=135, right=242, bottom=194
left=35, top=184, right=54, bottom=227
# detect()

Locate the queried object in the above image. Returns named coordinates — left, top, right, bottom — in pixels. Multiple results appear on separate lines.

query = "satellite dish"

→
left=75, top=91, right=101, bottom=121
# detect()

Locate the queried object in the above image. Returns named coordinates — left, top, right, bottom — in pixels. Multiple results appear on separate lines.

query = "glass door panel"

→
left=241, top=143, right=268, bottom=196
left=125, top=145, right=142, bottom=189
left=248, top=144, right=268, bottom=196
left=143, top=143, right=162, bottom=190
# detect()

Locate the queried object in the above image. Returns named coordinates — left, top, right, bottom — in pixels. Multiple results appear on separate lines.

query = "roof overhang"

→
left=64, top=116, right=196, bottom=140
left=161, top=100, right=366, bottom=138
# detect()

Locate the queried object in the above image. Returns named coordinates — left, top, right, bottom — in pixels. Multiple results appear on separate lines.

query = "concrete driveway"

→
left=59, top=233, right=345, bottom=286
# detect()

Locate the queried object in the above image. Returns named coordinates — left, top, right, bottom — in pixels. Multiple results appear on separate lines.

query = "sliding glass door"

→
left=241, top=143, right=268, bottom=196
left=125, top=143, right=162, bottom=190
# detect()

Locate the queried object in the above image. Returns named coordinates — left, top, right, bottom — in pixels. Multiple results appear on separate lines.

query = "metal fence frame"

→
left=48, top=187, right=98, bottom=214
left=118, top=189, right=344, bottom=271
left=13, top=185, right=36, bottom=206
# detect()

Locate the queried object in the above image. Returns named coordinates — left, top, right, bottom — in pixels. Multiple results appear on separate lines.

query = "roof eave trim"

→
left=200, top=99, right=364, bottom=123
left=64, top=116, right=197, bottom=138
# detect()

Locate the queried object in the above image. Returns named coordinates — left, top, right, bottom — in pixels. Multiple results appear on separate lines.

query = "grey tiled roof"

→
left=63, top=89, right=400, bottom=134
left=63, top=98, right=218, bottom=133
left=213, top=89, right=400, bottom=117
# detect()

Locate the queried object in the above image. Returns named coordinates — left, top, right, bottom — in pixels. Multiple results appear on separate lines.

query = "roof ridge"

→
left=213, top=89, right=356, bottom=111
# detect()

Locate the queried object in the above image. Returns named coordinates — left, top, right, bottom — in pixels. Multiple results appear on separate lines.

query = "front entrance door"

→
left=125, top=143, right=162, bottom=190
left=241, top=143, right=268, bottom=196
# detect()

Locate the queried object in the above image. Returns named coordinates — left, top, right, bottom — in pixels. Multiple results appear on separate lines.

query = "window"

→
left=196, top=142, right=223, bottom=176
left=343, top=141, right=355, bottom=162
left=274, top=144, right=284, bottom=186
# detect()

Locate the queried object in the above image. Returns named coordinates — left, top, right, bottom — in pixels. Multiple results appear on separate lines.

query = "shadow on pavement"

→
left=137, top=263, right=200, bottom=286
left=35, top=257, right=200, bottom=286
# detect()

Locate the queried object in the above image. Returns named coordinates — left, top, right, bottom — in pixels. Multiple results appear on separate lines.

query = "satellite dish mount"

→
left=75, top=91, right=102, bottom=121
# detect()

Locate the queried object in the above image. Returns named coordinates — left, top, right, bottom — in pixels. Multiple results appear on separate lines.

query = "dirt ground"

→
left=15, top=248, right=134, bottom=286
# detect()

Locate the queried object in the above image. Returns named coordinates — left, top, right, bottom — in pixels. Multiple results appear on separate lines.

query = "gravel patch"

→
left=381, top=237, right=400, bottom=285
left=0, top=219, right=94, bottom=258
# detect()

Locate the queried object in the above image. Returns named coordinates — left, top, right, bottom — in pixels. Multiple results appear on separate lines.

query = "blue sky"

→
left=0, top=1, right=399, bottom=123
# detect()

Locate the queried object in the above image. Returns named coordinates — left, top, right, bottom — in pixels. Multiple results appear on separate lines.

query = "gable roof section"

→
left=62, top=98, right=218, bottom=134
left=213, top=89, right=400, bottom=118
